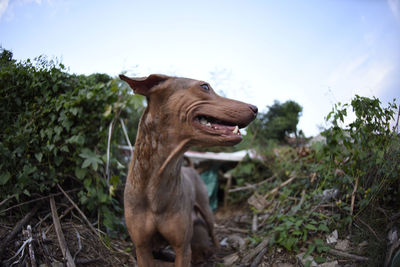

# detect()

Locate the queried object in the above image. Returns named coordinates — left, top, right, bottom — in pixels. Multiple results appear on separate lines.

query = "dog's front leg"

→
left=159, top=213, right=193, bottom=267
left=173, top=244, right=192, bottom=267
left=125, top=209, right=157, bottom=266
left=136, top=244, right=156, bottom=267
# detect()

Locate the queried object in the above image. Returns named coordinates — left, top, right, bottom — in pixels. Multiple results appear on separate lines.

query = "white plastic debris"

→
left=326, top=229, right=338, bottom=244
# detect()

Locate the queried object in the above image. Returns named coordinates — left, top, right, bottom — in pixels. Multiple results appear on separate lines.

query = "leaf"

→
left=54, top=126, right=62, bottom=136
left=70, top=107, right=79, bottom=115
left=83, top=178, right=92, bottom=188
left=75, top=167, right=87, bottom=180
left=35, top=152, right=43, bottom=162
left=23, top=189, right=31, bottom=197
left=314, top=238, right=324, bottom=246
left=283, top=237, right=297, bottom=250
left=98, top=191, right=108, bottom=203
left=304, top=244, right=316, bottom=258
left=23, top=164, right=37, bottom=175
left=103, top=105, right=112, bottom=117
left=67, top=135, right=85, bottom=145
left=292, top=229, right=302, bottom=236
left=0, top=172, right=11, bottom=185
left=54, top=156, right=63, bottom=166
left=305, top=224, right=317, bottom=231
left=60, top=145, right=69, bottom=152
left=80, top=149, right=103, bottom=171
left=109, top=175, right=121, bottom=186
left=315, top=256, right=326, bottom=263
left=318, top=223, right=329, bottom=232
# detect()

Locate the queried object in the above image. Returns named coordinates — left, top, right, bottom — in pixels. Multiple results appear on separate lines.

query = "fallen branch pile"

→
left=0, top=185, right=136, bottom=267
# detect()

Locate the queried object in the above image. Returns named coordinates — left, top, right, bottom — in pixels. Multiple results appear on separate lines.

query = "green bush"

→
left=0, top=48, right=143, bottom=233
left=244, top=95, right=398, bottom=264
left=317, top=96, right=399, bottom=212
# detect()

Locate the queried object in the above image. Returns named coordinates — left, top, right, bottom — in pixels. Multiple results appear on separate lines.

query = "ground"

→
left=0, top=203, right=366, bottom=267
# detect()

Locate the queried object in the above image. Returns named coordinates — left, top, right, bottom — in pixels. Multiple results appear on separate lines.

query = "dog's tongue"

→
left=199, top=117, right=241, bottom=135
left=212, top=123, right=240, bottom=135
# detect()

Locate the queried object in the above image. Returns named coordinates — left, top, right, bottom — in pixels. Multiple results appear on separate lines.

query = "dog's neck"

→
left=127, top=110, right=191, bottom=211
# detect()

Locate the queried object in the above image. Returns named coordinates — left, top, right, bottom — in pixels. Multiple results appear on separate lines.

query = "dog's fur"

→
left=120, top=74, right=257, bottom=266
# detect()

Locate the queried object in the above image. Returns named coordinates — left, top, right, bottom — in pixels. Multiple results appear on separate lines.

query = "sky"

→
left=1, top=0, right=399, bottom=136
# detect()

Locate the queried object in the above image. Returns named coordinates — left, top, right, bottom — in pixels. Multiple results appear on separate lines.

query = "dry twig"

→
left=45, top=205, right=75, bottom=235
left=0, top=188, right=80, bottom=214
left=228, top=176, right=275, bottom=193
left=25, top=225, right=37, bottom=267
left=349, top=175, right=359, bottom=232
left=242, top=236, right=270, bottom=263
left=252, top=214, right=258, bottom=233
left=73, top=231, right=82, bottom=261
left=57, top=184, right=98, bottom=236
left=356, top=217, right=382, bottom=241
left=248, top=175, right=297, bottom=210
left=0, top=204, right=39, bottom=259
left=250, top=247, right=268, bottom=267
left=328, top=248, right=369, bottom=262
left=264, top=175, right=296, bottom=200
left=0, top=193, right=16, bottom=208
left=50, top=196, right=76, bottom=267
left=215, top=225, right=249, bottom=234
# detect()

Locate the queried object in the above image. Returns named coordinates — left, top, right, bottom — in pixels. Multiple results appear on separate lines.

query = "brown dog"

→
left=120, top=74, right=257, bottom=266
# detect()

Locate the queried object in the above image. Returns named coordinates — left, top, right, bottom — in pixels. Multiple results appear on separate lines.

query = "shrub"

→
left=0, top=48, right=143, bottom=233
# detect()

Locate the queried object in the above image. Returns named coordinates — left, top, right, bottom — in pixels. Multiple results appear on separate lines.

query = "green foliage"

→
left=268, top=211, right=331, bottom=252
left=0, top=48, right=143, bottom=234
left=243, top=95, right=398, bottom=264
left=248, top=100, right=302, bottom=144
left=318, top=95, right=399, bottom=211
left=228, top=156, right=273, bottom=204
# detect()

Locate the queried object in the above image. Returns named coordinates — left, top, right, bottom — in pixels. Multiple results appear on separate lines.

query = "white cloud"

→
left=327, top=54, right=394, bottom=99
left=0, top=0, right=45, bottom=20
left=0, top=0, right=9, bottom=20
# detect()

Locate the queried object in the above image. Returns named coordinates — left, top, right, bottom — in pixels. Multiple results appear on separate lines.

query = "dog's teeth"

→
left=233, top=126, right=239, bottom=134
left=206, top=122, right=212, bottom=127
left=200, top=118, right=208, bottom=125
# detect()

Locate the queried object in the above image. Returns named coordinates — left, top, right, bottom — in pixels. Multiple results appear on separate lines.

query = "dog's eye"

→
left=200, top=84, right=210, bottom=91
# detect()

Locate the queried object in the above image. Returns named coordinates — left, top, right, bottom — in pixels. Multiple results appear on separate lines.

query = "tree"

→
left=248, top=100, right=303, bottom=144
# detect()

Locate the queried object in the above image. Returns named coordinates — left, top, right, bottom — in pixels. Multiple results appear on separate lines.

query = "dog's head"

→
left=120, top=74, right=257, bottom=146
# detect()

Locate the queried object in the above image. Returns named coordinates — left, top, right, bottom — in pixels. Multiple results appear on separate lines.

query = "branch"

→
left=0, top=188, right=80, bottom=214
left=228, top=176, right=275, bottom=193
left=356, top=217, right=382, bottom=242
left=45, top=205, right=75, bottom=235
left=250, top=247, right=268, bottom=267
left=0, top=204, right=39, bottom=259
left=0, top=194, right=16, bottom=208
left=242, top=236, right=270, bottom=263
left=264, top=175, right=296, bottom=200
left=328, top=248, right=369, bottom=262
left=349, top=175, right=359, bottom=232
left=57, top=184, right=98, bottom=236
left=25, top=225, right=37, bottom=267
left=215, top=225, right=249, bottom=234
left=50, top=196, right=76, bottom=267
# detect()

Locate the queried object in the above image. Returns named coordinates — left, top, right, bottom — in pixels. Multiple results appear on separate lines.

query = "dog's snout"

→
left=249, top=104, right=258, bottom=115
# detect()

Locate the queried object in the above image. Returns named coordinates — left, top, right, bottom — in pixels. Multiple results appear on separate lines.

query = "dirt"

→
left=0, top=203, right=365, bottom=267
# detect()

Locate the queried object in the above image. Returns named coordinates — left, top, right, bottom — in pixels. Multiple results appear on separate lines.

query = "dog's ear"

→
left=119, top=74, right=168, bottom=96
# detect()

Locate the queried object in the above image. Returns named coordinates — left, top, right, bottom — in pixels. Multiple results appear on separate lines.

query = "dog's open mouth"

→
left=194, top=115, right=243, bottom=138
